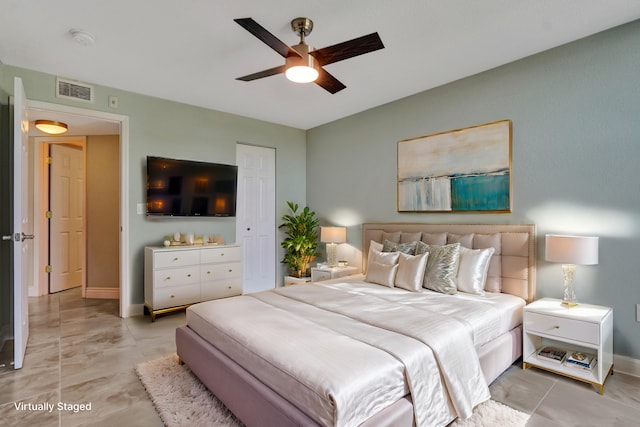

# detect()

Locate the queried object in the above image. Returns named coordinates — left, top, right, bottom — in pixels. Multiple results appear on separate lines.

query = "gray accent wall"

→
left=307, top=21, right=640, bottom=359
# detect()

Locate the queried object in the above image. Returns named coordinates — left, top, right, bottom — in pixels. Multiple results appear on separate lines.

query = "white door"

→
left=12, top=77, right=32, bottom=369
left=235, top=144, right=276, bottom=293
left=49, top=144, right=84, bottom=293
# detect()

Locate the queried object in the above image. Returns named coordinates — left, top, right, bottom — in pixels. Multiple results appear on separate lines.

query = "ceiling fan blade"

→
left=236, top=65, right=287, bottom=81
left=310, top=33, right=384, bottom=66
left=234, top=18, right=301, bottom=59
left=315, top=68, right=346, bottom=94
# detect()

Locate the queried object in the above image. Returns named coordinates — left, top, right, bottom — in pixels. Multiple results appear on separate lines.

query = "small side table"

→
left=522, top=297, right=613, bottom=394
left=311, top=266, right=358, bottom=282
left=283, top=276, right=312, bottom=286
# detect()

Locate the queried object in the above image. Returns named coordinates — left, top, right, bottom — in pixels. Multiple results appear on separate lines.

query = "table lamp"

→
left=320, top=226, right=346, bottom=267
left=545, top=234, right=599, bottom=307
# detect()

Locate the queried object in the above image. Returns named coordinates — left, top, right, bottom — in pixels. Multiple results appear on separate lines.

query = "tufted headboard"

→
left=362, top=223, right=537, bottom=303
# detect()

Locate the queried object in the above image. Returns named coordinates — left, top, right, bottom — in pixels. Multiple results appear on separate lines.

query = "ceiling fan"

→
left=234, top=17, right=385, bottom=94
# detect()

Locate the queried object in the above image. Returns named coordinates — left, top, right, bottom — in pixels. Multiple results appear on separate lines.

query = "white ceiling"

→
left=2, top=1, right=640, bottom=131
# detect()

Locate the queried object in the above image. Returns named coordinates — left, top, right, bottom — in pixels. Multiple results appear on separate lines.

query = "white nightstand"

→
left=311, top=266, right=358, bottom=282
left=522, top=297, right=613, bottom=394
left=283, top=276, right=312, bottom=286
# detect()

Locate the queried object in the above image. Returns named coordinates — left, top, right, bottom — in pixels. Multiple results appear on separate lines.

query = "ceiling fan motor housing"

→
left=286, top=44, right=318, bottom=71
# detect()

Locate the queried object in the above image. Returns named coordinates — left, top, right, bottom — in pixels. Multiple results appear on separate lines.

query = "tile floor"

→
left=1, top=288, right=639, bottom=426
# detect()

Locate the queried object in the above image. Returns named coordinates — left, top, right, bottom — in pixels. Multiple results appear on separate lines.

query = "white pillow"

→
left=370, top=240, right=383, bottom=252
left=365, top=261, right=398, bottom=288
left=368, top=246, right=400, bottom=266
left=457, top=246, right=495, bottom=295
left=395, top=252, right=429, bottom=292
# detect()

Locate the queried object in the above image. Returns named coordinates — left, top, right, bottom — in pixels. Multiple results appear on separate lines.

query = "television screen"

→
left=146, top=156, right=237, bottom=217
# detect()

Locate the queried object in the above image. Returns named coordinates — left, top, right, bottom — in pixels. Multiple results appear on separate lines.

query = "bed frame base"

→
left=176, top=324, right=521, bottom=427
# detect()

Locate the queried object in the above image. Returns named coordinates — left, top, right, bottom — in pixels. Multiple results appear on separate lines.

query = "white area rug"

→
left=136, top=354, right=529, bottom=427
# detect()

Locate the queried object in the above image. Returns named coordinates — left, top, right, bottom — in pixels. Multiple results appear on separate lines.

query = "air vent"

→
left=56, top=77, right=94, bottom=103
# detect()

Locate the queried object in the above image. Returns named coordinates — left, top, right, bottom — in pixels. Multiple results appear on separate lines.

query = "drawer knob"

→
left=187, top=274, right=191, bottom=277
left=173, top=257, right=179, bottom=261
left=228, top=269, right=233, bottom=272
left=221, top=253, right=225, bottom=256
left=228, top=285, right=232, bottom=289
left=207, top=271, right=211, bottom=275
left=553, top=325, right=560, bottom=329
left=165, top=276, right=171, bottom=280
left=170, top=295, right=175, bottom=298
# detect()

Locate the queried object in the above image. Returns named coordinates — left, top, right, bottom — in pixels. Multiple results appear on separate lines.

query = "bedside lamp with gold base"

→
left=545, top=234, right=599, bottom=307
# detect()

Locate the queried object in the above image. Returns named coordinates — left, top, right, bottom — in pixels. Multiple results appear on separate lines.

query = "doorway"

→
left=28, top=100, right=131, bottom=316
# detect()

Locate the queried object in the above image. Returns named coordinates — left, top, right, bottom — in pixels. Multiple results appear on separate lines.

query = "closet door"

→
left=235, top=144, right=276, bottom=293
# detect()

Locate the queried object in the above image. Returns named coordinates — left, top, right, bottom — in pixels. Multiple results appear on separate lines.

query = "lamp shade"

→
left=320, top=226, right=346, bottom=244
left=545, top=234, right=599, bottom=265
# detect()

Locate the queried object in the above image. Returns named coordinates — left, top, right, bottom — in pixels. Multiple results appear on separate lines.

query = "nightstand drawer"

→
left=525, top=312, right=599, bottom=345
left=312, top=270, right=332, bottom=281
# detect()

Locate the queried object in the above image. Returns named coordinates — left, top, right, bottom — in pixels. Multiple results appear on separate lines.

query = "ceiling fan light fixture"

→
left=35, top=119, right=68, bottom=135
left=286, top=65, right=319, bottom=83
left=285, top=43, right=319, bottom=83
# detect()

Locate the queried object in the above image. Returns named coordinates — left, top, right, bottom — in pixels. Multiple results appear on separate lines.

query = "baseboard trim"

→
left=85, top=287, right=119, bottom=299
left=614, top=354, right=640, bottom=378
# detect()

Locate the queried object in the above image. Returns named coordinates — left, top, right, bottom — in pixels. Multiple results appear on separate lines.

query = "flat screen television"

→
left=146, top=156, right=238, bottom=217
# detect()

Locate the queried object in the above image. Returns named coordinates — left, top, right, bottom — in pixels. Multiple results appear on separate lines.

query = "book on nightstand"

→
left=536, top=346, right=567, bottom=364
left=564, top=351, right=597, bottom=370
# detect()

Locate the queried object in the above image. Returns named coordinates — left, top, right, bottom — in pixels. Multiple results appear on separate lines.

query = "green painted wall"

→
left=0, top=65, right=307, bottom=306
left=307, top=21, right=640, bottom=359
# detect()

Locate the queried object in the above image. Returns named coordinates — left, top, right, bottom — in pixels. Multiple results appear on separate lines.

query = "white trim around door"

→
left=27, top=100, right=131, bottom=317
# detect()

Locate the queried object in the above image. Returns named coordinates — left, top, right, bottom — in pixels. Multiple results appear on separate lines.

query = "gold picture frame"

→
left=397, top=120, right=512, bottom=212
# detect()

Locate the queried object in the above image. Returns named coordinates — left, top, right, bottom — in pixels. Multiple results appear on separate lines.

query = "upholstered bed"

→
left=176, top=223, right=536, bottom=427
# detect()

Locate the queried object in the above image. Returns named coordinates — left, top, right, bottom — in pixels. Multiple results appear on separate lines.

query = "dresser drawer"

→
left=201, top=279, right=242, bottom=301
left=201, top=246, right=242, bottom=264
left=312, top=270, right=332, bottom=282
left=154, top=250, right=200, bottom=268
left=525, top=311, right=599, bottom=345
left=154, top=283, right=200, bottom=309
left=153, top=266, right=200, bottom=288
left=201, top=262, right=242, bottom=281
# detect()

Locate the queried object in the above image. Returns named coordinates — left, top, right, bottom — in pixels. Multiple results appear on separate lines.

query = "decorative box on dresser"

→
left=144, top=244, right=242, bottom=321
left=522, top=297, right=613, bottom=394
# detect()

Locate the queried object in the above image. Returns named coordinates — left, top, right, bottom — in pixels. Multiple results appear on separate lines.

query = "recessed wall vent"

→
left=56, top=77, right=94, bottom=103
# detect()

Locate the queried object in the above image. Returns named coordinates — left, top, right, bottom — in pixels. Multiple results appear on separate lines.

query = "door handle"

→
left=21, top=233, right=35, bottom=241
left=2, top=235, right=12, bottom=241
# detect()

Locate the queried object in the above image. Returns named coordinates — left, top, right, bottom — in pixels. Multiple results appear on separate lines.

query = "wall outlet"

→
left=109, top=95, right=118, bottom=108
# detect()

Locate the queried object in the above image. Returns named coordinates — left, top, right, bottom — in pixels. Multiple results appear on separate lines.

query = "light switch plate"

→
left=637, top=304, right=640, bottom=322
left=137, top=203, right=144, bottom=215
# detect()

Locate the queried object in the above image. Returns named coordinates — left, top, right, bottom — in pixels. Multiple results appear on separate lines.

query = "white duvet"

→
left=187, top=280, right=523, bottom=426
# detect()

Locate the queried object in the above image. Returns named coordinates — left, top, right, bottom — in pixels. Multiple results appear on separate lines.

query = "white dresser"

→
left=144, top=244, right=242, bottom=321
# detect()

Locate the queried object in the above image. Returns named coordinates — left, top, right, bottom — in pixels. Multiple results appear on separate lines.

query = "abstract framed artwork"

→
left=397, top=120, right=512, bottom=212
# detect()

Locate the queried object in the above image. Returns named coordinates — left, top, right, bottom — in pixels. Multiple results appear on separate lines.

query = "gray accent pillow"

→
left=382, top=240, right=417, bottom=255
left=423, top=243, right=461, bottom=294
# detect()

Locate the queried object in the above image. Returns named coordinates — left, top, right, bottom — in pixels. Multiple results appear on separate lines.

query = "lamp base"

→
left=561, top=264, right=578, bottom=307
left=326, top=243, right=337, bottom=267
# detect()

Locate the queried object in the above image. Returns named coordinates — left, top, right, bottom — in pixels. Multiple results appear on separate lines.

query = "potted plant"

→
left=279, top=201, right=320, bottom=278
